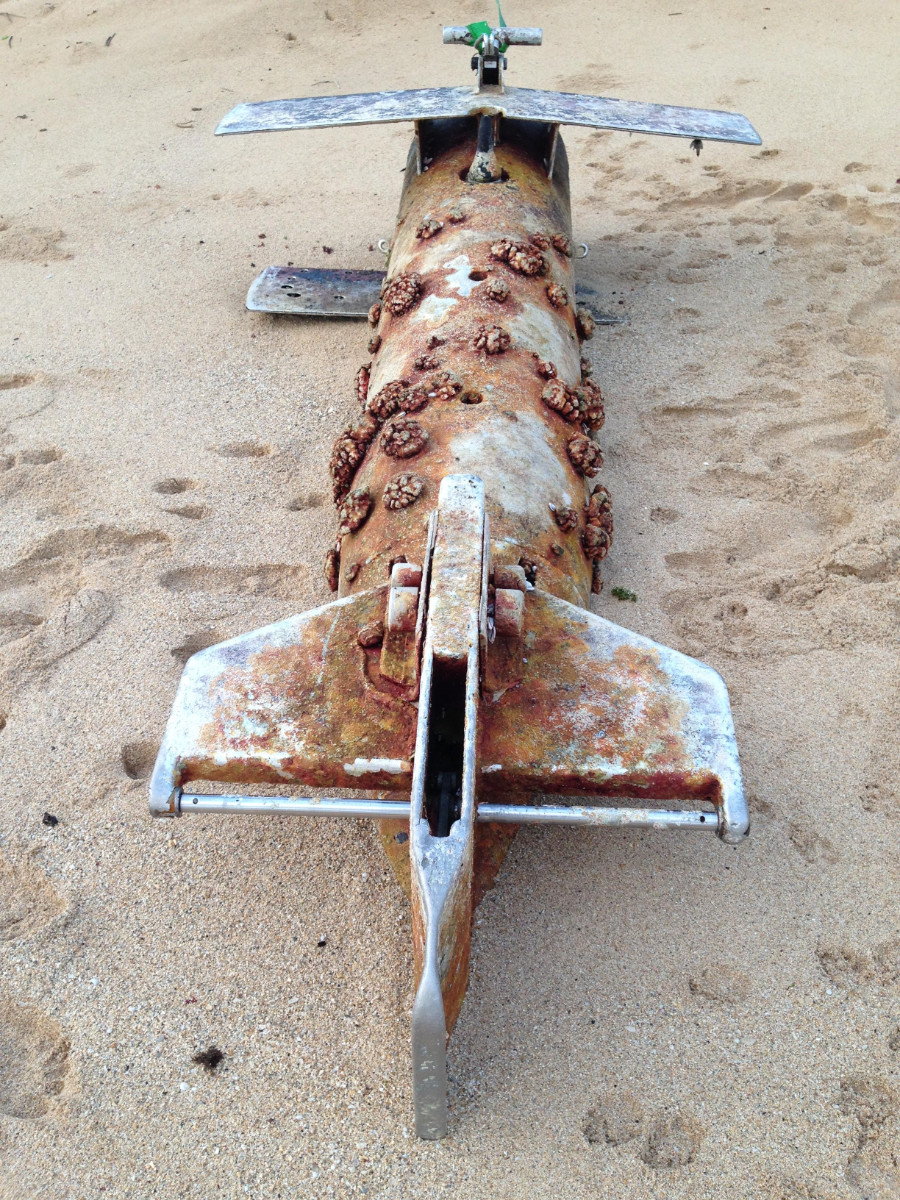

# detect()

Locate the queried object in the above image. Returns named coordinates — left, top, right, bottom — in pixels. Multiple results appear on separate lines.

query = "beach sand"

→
left=2, top=1, right=900, bottom=1195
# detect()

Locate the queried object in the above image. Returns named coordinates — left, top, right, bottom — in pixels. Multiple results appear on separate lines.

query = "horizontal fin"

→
left=149, top=586, right=416, bottom=813
left=480, top=591, right=748, bottom=843
left=216, top=85, right=760, bottom=145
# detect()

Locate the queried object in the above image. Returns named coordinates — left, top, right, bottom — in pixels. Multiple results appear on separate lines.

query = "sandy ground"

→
left=2, top=0, right=900, bottom=1195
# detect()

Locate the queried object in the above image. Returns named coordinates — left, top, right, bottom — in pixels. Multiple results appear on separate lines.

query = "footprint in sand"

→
left=152, top=478, right=196, bottom=495
left=0, top=995, right=70, bottom=1118
left=582, top=1088, right=644, bottom=1146
left=287, top=492, right=324, bottom=511
left=817, top=936, right=900, bottom=988
left=0, top=224, right=71, bottom=263
left=120, top=741, right=159, bottom=781
left=639, top=1111, right=703, bottom=1169
left=837, top=1075, right=900, bottom=1195
left=170, top=629, right=221, bottom=666
left=688, top=962, right=751, bottom=1004
left=0, top=373, right=37, bottom=391
left=214, top=441, right=274, bottom=459
left=0, top=852, right=65, bottom=942
left=163, top=504, right=208, bottom=520
left=159, top=564, right=309, bottom=599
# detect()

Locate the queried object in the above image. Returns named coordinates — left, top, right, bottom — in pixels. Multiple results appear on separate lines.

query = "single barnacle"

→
left=534, top=356, right=557, bottom=379
left=384, top=473, right=425, bottom=510
left=381, top=416, right=429, bottom=459
left=355, top=363, right=371, bottom=407
left=426, top=371, right=463, bottom=402
left=367, top=334, right=382, bottom=355
left=398, top=384, right=429, bottom=413
left=345, top=562, right=360, bottom=584
left=414, top=353, right=441, bottom=371
left=473, top=324, right=511, bottom=354
left=365, top=379, right=409, bottom=422
left=324, top=545, right=340, bottom=592
left=486, top=277, right=510, bottom=303
left=551, top=233, right=573, bottom=257
left=580, top=355, right=593, bottom=378
left=550, top=504, right=579, bottom=532
left=367, top=302, right=382, bottom=327
left=357, top=618, right=384, bottom=647
left=446, top=206, right=467, bottom=224
left=338, top=488, right=373, bottom=536
left=382, top=272, right=422, bottom=316
left=575, top=305, right=596, bottom=341
left=529, top=232, right=551, bottom=250
left=582, top=523, right=612, bottom=561
left=546, top=282, right=569, bottom=308
left=415, top=217, right=444, bottom=240
left=567, top=433, right=603, bottom=477
left=542, top=379, right=581, bottom=423
left=427, top=333, right=445, bottom=349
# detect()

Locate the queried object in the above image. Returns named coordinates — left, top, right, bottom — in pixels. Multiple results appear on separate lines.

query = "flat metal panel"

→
left=246, top=266, right=385, bottom=317
left=217, top=85, right=760, bottom=145
left=247, top=266, right=628, bottom=321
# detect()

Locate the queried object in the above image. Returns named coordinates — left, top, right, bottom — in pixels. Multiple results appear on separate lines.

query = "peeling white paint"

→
left=412, top=294, right=458, bottom=324
left=344, top=757, right=408, bottom=777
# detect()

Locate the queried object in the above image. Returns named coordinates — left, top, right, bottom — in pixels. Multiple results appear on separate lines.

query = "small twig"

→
left=104, top=32, right=115, bottom=46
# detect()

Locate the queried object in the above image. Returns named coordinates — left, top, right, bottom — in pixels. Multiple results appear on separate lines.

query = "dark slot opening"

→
left=423, top=663, right=466, bottom=837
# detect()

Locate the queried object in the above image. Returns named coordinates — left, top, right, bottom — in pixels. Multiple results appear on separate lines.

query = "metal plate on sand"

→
left=247, top=266, right=627, bottom=323
left=217, top=86, right=760, bottom=146
left=246, top=267, right=385, bottom=317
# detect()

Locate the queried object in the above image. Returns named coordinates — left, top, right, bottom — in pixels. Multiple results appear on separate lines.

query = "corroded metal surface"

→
left=480, top=590, right=746, bottom=842
left=217, top=86, right=760, bottom=145
left=149, top=586, right=417, bottom=810
left=333, top=132, right=595, bottom=608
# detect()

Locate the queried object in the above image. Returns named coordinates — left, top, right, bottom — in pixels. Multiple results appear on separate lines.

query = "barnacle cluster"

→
left=323, top=544, right=340, bottom=592
left=338, top=488, right=373, bottom=536
left=551, top=233, right=573, bottom=257
left=490, top=239, right=546, bottom=276
left=381, top=272, right=422, bottom=316
left=473, top=324, right=511, bottom=354
left=546, top=282, right=569, bottom=309
left=384, top=473, right=425, bottom=510
left=355, top=363, right=371, bottom=407
left=567, top=433, right=603, bottom=477
left=365, top=379, right=409, bottom=421
left=414, top=353, right=441, bottom=371
left=486, top=278, right=509, bottom=303
left=542, top=379, right=604, bottom=430
left=534, top=356, right=557, bottom=379
left=549, top=504, right=579, bottom=533
left=415, top=217, right=444, bottom=240
left=575, top=305, right=596, bottom=341
left=582, top=484, right=613, bottom=561
left=367, top=302, right=382, bottom=327
left=381, top=417, right=429, bottom=459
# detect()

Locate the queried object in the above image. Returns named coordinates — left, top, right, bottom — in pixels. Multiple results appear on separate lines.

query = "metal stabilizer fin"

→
left=480, top=591, right=748, bottom=844
left=215, top=85, right=760, bottom=145
left=148, top=583, right=417, bottom=814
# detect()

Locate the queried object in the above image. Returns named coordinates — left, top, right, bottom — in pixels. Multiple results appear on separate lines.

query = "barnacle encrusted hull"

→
left=329, top=129, right=610, bottom=609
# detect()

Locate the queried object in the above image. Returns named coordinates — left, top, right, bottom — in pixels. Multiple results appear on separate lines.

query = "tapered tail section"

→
left=150, top=475, right=746, bottom=1138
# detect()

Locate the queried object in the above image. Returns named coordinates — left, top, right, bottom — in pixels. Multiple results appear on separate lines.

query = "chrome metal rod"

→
left=175, top=791, right=718, bottom=829
left=478, top=804, right=717, bottom=829
left=177, top=793, right=410, bottom=818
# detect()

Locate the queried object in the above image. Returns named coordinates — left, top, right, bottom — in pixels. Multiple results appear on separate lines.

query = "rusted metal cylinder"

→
left=332, top=125, right=601, bottom=608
